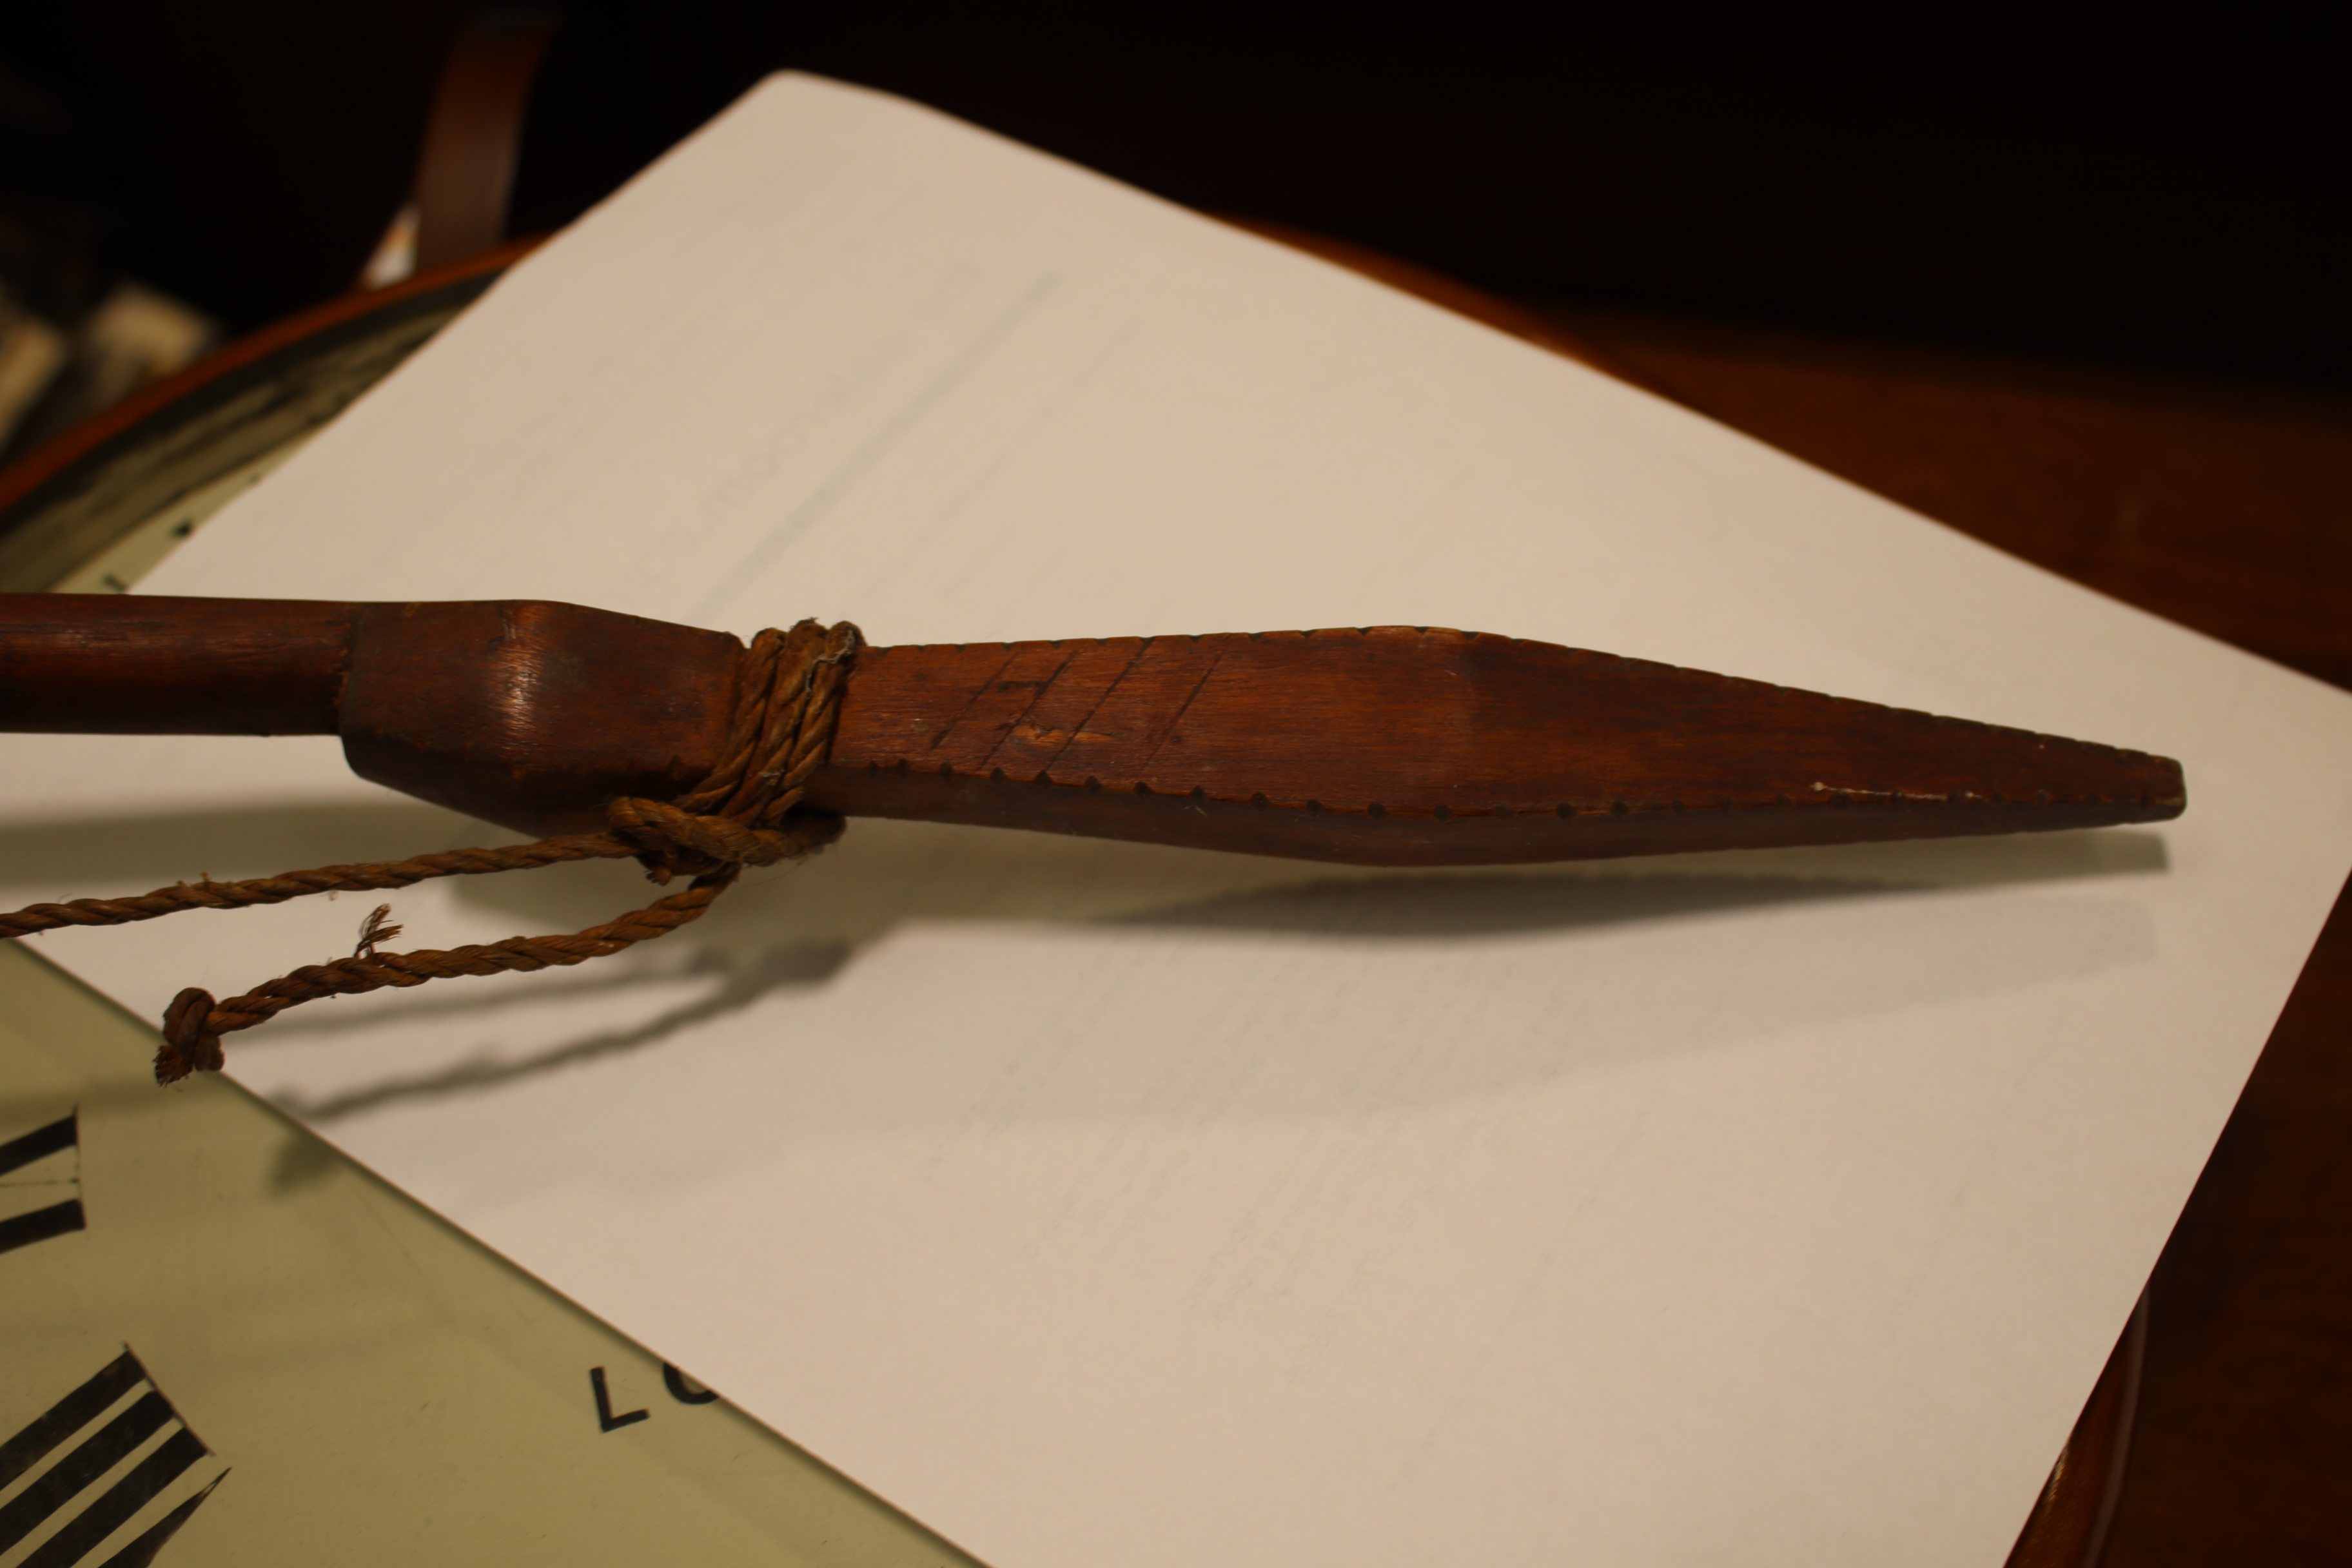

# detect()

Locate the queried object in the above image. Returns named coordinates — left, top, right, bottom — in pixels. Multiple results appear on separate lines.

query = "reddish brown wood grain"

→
left=0, top=593, right=355, bottom=734
left=0, top=593, right=2183, bottom=859
left=339, top=598, right=745, bottom=832
left=816, top=627, right=2182, bottom=863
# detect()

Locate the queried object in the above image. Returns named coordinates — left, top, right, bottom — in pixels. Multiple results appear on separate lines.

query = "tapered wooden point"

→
left=811, top=627, right=2183, bottom=865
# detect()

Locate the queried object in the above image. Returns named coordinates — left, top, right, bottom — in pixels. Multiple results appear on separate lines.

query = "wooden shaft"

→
left=0, top=593, right=2187, bottom=865
left=0, top=594, right=356, bottom=734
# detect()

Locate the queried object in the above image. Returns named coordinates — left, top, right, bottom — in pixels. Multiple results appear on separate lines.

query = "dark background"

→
left=3, top=3, right=2346, bottom=386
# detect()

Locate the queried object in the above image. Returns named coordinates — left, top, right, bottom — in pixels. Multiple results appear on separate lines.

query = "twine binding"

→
left=0, top=617, right=861, bottom=1084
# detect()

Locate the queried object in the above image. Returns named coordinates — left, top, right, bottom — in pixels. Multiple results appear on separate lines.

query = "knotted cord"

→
left=0, top=617, right=860, bottom=1084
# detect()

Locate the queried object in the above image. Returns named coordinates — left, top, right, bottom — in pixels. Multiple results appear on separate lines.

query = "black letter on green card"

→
left=590, top=1368, right=649, bottom=1433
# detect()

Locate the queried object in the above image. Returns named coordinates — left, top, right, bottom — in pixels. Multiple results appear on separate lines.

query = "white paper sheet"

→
left=6, top=75, right=2351, bottom=1568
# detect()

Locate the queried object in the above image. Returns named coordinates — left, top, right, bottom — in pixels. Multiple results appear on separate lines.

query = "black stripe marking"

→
left=0, top=1352, right=143, bottom=1490
left=22, top=1428, right=207, bottom=1568
left=0, top=1200, right=88, bottom=1258
left=0, top=1393, right=172, bottom=1552
left=93, top=1473, right=224, bottom=1568
left=0, top=1113, right=76, bottom=1177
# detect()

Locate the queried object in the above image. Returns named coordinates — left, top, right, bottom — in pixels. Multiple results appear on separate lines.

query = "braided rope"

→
left=0, top=616, right=861, bottom=1084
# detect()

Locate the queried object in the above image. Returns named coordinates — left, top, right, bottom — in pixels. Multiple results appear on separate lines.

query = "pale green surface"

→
left=9, top=279, right=963, bottom=1568
left=0, top=942, right=981, bottom=1566
left=46, top=436, right=313, bottom=594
